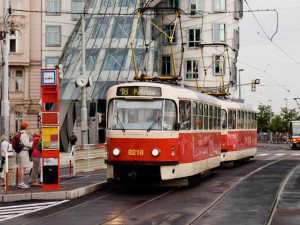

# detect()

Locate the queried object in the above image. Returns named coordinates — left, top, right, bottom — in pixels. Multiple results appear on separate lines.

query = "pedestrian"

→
left=30, top=129, right=42, bottom=187
left=0, top=135, right=13, bottom=186
left=16, top=121, right=33, bottom=189
left=69, top=132, right=77, bottom=152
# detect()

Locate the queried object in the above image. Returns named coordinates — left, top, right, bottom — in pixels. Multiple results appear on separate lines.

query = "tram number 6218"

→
left=128, top=149, right=144, bottom=156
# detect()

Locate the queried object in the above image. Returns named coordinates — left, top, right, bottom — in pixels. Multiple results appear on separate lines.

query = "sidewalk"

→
left=0, top=153, right=108, bottom=203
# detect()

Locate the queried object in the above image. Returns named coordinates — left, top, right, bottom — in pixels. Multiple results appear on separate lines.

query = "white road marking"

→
left=0, top=200, right=69, bottom=222
left=256, top=154, right=269, bottom=156
left=291, top=153, right=300, bottom=156
left=275, top=153, right=285, bottom=156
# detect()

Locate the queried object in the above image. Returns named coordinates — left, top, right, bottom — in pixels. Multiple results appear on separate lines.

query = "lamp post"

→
left=268, top=100, right=272, bottom=142
left=238, top=69, right=244, bottom=99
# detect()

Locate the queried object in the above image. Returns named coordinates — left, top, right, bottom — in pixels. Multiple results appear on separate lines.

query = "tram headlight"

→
left=152, top=148, right=160, bottom=157
left=293, top=138, right=296, bottom=142
left=113, top=148, right=120, bottom=156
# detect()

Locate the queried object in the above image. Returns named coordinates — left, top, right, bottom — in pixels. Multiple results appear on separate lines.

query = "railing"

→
left=257, top=132, right=288, bottom=144
left=69, top=144, right=106, bottom=176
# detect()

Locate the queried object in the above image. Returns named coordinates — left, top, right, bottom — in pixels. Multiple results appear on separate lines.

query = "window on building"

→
left=46, top=26, right=61, bottom=46
left=189, top=0, right=203, bottom=16
left=214, top=0, right=226, bottom=11
left=86, top=49, right=100, bottom=71
left=9, top=30, right=20, bottom=52
left=103, top=49, right=128, bottom=71
left=111, top=17, right=133, bottom=38
left=168, top=0, right=179, bottom=7
left=188, top=29, right=201, bottom=47
left=72, top=0, right=85, bottom=20
left=164, top=25, right=177, bottom=45
left=15, top=112, right=23, bottom=133
left=117, top=0, right=135, bottom=7
left=214, top=55, right=225, bottom=75
left=15, top=0, right=22, bottom=15
left=130, top=49, right=145, bottom=72
left=162, top=56, right=172, bottom=76
left=15, top=70, right=23, bottom=92
left=213, top=23, right=226, bottom=43
left=234, top=29, right=239, bottom=50
left=234, top=0, right=243, bottom=19
left=92, top=17, right=110, bottom=39
left=186, top=60, right=199, bottom=79
left=46, top=57, right=59, bottom=69
left=102, top=0, right=114, bottom=7
left=46, top=0, right=61, bottom=14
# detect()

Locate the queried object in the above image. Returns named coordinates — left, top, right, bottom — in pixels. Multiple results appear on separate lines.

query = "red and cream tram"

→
left=105, top=82, right=257, bottom=185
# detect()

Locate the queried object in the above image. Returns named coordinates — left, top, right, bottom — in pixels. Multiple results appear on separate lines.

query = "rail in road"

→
left=2, top=151, right=300, bottom=225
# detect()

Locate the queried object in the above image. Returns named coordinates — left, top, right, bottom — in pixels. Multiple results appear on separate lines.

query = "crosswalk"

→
left=0, top=200, right=69, bottom=222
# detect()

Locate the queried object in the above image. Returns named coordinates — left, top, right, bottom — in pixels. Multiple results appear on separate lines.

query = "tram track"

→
left=189, top=154, right=297, bottom=225
left=8, top=153, right=300, bottom=225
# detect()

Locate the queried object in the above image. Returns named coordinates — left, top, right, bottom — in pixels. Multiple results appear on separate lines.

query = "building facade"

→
left=58, top=0, right=242, bottom=151
left=0, top=0, right=42, bottom=136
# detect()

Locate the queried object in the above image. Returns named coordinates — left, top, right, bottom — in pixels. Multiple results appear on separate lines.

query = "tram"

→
left=288, top=120, right=300, bottom=149
left=105, top=82, right=257, bottom=186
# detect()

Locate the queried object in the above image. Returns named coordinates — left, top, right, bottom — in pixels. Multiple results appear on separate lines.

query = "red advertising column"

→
left=41, top=69, right=60, bottom=190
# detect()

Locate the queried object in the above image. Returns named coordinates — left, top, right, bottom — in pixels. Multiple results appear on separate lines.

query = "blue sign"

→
left=42, top=70, right=56, bottom=85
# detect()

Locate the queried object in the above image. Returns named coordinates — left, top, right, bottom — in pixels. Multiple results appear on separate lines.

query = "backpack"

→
left=37, top=138, right=42, bottom=151
left=12, top=132, right=23, bottom=153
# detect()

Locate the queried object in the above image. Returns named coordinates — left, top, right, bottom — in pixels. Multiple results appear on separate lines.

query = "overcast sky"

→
left=237, top=0, right=300, bottom=114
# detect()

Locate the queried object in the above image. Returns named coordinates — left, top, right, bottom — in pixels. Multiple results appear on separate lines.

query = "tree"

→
left=257, top=104, right=272, bottom=133
left=269, top=115, right=284, bottom=132
left=280, top=107, right=299, bottom=130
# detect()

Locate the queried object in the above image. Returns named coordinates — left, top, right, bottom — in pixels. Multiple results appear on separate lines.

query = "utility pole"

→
left=238, top=69, right=244, bottom=99
left=1, top=0, right=10, bottom=137
left=81, top=15, right=88, bottom=145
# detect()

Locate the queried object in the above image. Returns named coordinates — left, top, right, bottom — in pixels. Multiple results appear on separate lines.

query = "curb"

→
left=0, top=181, right=107, bottom=203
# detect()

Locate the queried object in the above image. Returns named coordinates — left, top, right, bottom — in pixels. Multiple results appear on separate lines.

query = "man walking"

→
left=69, top=132, right=77, bottom=152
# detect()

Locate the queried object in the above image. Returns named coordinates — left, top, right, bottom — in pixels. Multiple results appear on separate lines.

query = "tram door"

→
left=98, top=100, right=106, bottom=143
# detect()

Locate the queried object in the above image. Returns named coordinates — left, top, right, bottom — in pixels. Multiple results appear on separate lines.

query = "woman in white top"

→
left=1, top=135, right=13, bottom=185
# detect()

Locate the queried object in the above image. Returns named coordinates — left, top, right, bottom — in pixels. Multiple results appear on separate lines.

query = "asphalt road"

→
left=1, top=143, right=300, bottom=225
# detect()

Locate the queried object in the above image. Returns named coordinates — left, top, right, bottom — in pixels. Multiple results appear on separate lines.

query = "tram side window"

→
left=217, top=107, right=221, bottom=129
left=253, top=113, right=257, bottom=129
left=221, top=109, right=227, bottom=129
left=244, top=111, right=247, bottom=129
left=179, top=100, right=191, bottom=130
left=209, top=105, right=213, bottom=130
left=163, top=100, right=177, bottom=131
left=192, top=101, right=198, bottom=130
left=248, top=112, right=251, bottom=129
left=213, top=106, right=218, bottom=129
left=228, top=110, right=236, bottom=129
left=237, top=110, right=240, bottom=129
left=240, top=111, right=244, bottom=129
left=199, top=103, right=203, bottom=129
left=204, top=104, right=208, bottom=130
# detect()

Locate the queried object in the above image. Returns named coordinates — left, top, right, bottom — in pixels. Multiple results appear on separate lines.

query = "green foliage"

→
left=258, top=105, right=299, bottom=133
left=257, top=104, right=272, bottom=132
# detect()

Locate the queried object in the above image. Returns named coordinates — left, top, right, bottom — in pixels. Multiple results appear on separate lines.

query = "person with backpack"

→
left=30, top=129, right=42, bottom=187
left=15, top=121, right=33, bottom=189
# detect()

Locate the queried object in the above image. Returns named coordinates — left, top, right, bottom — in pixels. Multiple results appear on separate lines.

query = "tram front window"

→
left=108, top=99, right=177, bottom=131
left=291, top=123, right=300, bottom=136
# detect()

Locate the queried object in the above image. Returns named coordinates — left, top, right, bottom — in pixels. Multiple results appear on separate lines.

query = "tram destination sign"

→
left=117, top=86, right=162, bottom=97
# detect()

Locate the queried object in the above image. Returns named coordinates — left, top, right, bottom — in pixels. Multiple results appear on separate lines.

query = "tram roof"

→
left=108, top=82, right=222, bottom=105
left=221, top=99, right=257, bottom=112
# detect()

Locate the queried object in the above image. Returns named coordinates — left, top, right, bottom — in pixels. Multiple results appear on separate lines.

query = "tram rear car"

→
left=220, top=101, right=257, bottom=164
left=105, top=83, right=222, bottom=185
left=288, top=121, right=300, bottom=149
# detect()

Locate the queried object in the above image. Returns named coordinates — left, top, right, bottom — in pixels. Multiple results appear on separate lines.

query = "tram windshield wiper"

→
left=116, top=114, right=125, bottom=132
left=147, top=115, right=161, bottom=132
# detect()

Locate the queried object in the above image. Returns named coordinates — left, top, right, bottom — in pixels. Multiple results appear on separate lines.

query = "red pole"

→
left=5, top=172, right=8, bottom=193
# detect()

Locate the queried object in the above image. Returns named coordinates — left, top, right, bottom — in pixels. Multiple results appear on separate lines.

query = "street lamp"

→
left=238, top=69, right=244, bottom=99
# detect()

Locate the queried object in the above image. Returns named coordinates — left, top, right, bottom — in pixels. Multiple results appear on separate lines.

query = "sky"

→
left=237, top=0, right=300, bottom=114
